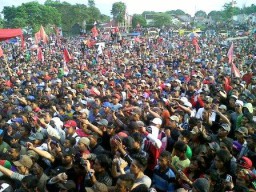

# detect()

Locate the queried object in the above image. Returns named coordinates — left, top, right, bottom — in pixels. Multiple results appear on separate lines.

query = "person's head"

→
left=88, top=134, right=100, bottom=148
left=64, top=120, right=77, bottom=135
left=115, top=174, right=134, bottom=192
left=131, top=132, right=143, bottom=151
left=214, top=149, right=232, bottom=171
left=13, top=155, right=33, bottom=175
left=179, top=130, right=192, bottom=144
left=93, top=154, right=111, bottom=174
left=192, top=178, right=210, bottom=192
left=106, top=122, right=116, bottom=135
left=63, top=137, right=76, bottom=148
left=20, top=175, right=39, bottom=192
left=30, top=163, right=44, bottom=180
left=236, top=169, right=256, bottom=188
left=9, top=143, right=21, bottom=161
left=150, top=118, right=162, bottom=128
left=235, top=127, right=248, bottom=143
left=217, top=123, right=230, bottom=138
left=219, top=138, right=233, bottom=153
left=158, top=151, right=171, bottom=169
left=203, top=96, right=213, bottom=110
left=169, top=115, right=179, bottom=128
left=62, top=148, right=75, bottom=166
left=173, top=141, right=187, bottom=159
left=77, top=137, right=90, bottom=152
left=130, top=155, right=148, bottom=175
left=19, top=125, right=31, bottom=137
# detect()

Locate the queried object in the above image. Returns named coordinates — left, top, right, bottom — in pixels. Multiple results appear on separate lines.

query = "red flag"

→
left=227, top=42, right=234, bottom=64
left=195, top=43, right=201, bottom=53
left=231, top=63, right=241, bottom=77
left=0, top=46, right=3, bottom=57
left=87, top=39, right=96, bottom=48
left=39, top=26, right=48, bottom=44
left=37, top=47, right=44, bottom=62
left=63, top=48, right=72, bottom=63
left=114, top=27, right=119, bottom=33
left=35, top=31, right=41, bottom=44
left=91, top=26, right=98, bottom=37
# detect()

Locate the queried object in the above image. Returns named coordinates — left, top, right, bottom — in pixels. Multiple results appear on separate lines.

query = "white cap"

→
left=151, top=118, right=162, bottom=126
left=235, top=100, right=244, bottom=106
left=219, top=104, right=227, bottom=110
left=170, top=115, right=179, bottom=123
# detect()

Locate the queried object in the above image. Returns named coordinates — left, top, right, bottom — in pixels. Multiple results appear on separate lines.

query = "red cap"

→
left=238, top=156, right=252, bottom=169
left=113, top=94, right=121, bottom=100
left=64, top=120, right=77, bottom=128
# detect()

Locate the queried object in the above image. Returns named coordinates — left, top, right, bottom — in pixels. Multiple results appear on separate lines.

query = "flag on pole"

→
left=91, top=26, right=98, bottom=38
left=40, top=25, right=48, bottom=44
left=195, top=42, right=201, bottom=53
left=37, top=47, right=44, bottom=62
left=63, top=62, right=69, bottom=75
left=227, top=42, right=241, bottom=77
left=231, top=63, right=241, bottom=78
left=114, top=27, right=119, bottom=33
left=63, top=48, right=72, bottom=63
left=0, top=46, right=4, bottom=57
left=35, top=32, right=41, bottom=44
left=227, top=42, right=234, bottom=64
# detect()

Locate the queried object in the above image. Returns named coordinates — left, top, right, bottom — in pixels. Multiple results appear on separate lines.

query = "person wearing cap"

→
left=83, top=119, right=115, bottom=152
left=111, top=93, right=123, bottom=111
left=196, top=96, right=216, bottom=125
left=0, top=155, right=33, bottom=181
left=28, top=132, right=44, bottom=147
left=64, top=120, right=80, bottom=143
left=235, top=168, right=256, bottom=191
left=235, top=127, right=249, bottom=159
left=77, top=137, right=91, bottom=158
left=100, top=102, right=113, bottom=123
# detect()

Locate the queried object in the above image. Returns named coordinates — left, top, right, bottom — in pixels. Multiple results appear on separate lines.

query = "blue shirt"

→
left=153, top=165, right=176, bottom=192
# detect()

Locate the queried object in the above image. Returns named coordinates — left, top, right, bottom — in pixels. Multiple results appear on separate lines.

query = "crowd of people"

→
left=0, top=26, right=255, bottom=192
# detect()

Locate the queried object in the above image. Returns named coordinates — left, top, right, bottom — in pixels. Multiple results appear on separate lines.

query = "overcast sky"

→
left=0, top=0, right=255, bottom=16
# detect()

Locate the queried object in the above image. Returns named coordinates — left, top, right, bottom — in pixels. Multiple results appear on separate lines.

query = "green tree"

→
left=166, top=9, right=186, bottom=15
left=152, top=13, right=172, bottom=27
left=132, top=14, right=147, bottom=28
left=88, top=0, right=95, bottom=7
left=223, top=3, right=241, bottom=19
left=195, top=10, right=207, bottom=17
left=0, top=17, right=3, bottom=28
left=100, top=14, right=111, bottom=23
left=208, top=10, right=225, bottom=21
left=2, top=2, right=61, bottom=31
left=111, top=2, right=126, bottom=24
left=242, top=4, right=256, bottom=14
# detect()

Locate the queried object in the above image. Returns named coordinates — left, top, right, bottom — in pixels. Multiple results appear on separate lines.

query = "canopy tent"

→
left=0, top=28, right=24, bottom=48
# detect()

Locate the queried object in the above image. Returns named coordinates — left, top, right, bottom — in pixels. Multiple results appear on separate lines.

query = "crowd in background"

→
left=0, top=27, right=255, bottom=192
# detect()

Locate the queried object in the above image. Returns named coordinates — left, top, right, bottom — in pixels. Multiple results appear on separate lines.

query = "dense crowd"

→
left=0, top=27, right=255, bottom=192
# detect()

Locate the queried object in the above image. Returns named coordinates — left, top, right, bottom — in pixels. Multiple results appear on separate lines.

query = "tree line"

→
left=0, top=1, right=255, bottom=35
